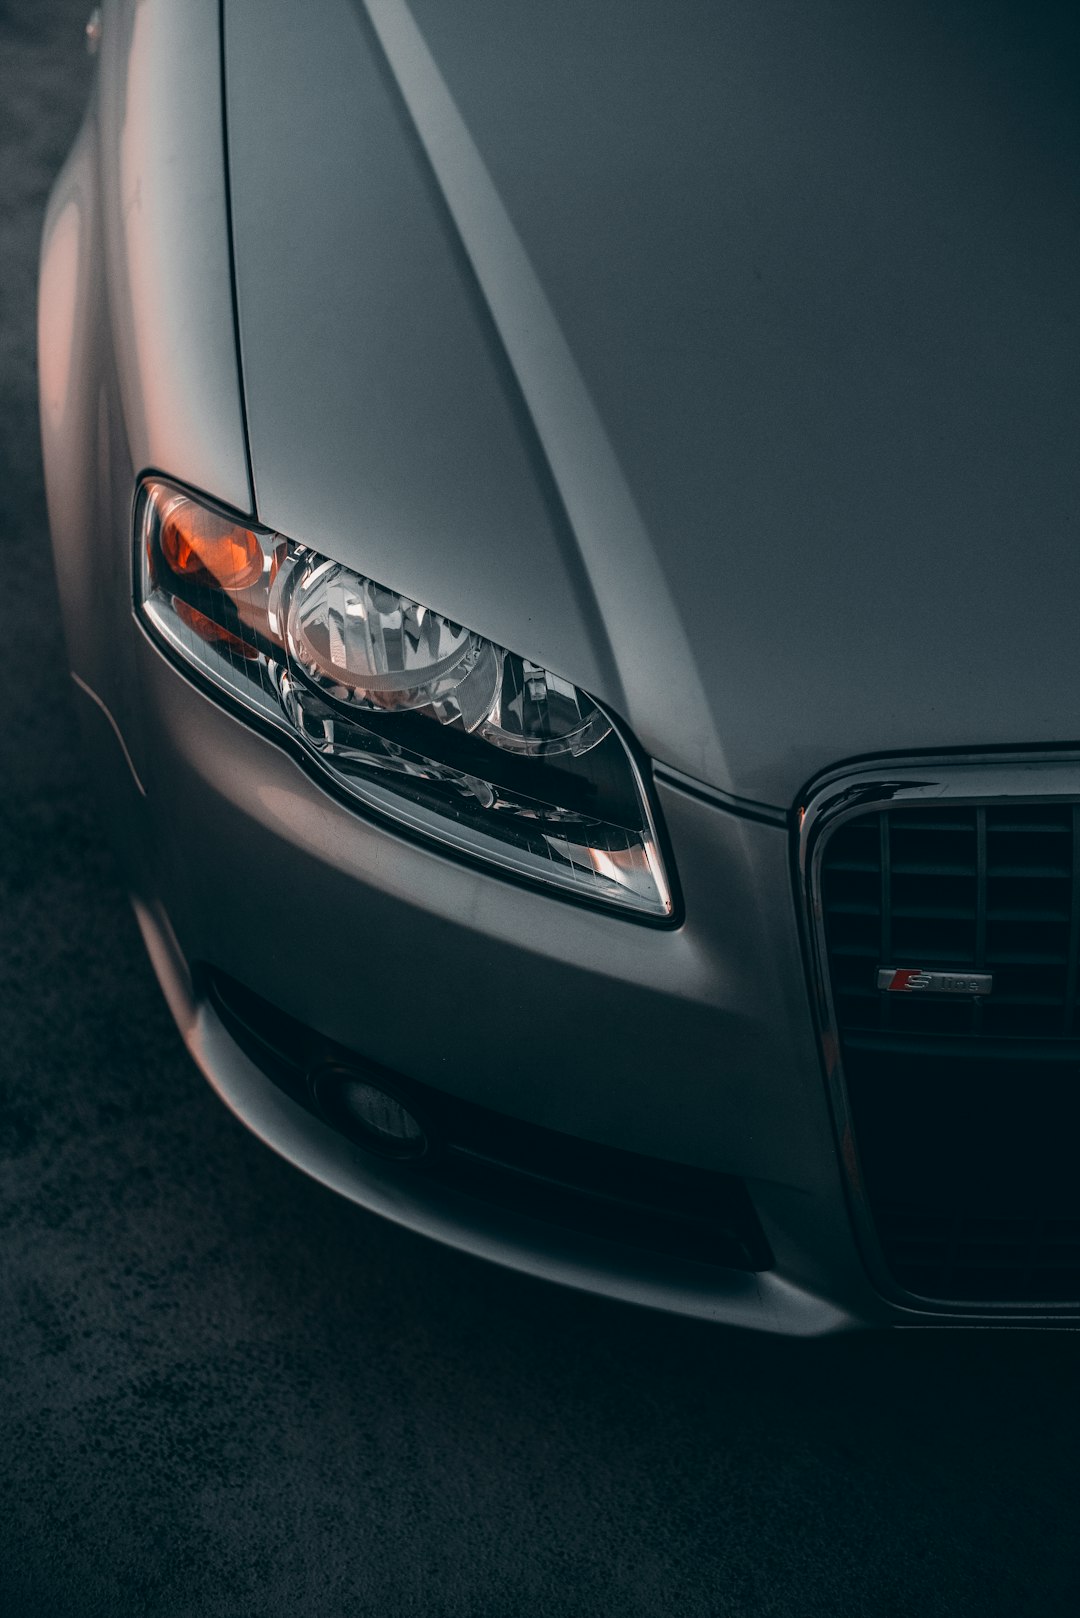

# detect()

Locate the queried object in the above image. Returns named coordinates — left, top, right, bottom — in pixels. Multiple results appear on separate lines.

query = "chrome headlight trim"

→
left=133, top=475, right=675, bottom=921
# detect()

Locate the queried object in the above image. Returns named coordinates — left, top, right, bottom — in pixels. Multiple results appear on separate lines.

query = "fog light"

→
left=311, top=1065, right=429, bottom=1161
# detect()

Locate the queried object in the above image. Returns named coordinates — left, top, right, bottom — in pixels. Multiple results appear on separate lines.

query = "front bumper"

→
left=77, top=629, right=906, bottom=1333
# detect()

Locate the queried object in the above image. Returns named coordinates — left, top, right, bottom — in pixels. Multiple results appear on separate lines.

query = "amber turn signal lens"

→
left=160, top=498, right=263, bottom=591
left=172, top=597, right=260, bottom=660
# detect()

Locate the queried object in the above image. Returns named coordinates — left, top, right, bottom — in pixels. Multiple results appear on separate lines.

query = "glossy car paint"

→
left=226, top=0, right=1080, bottom=806
left=40, top=0, right=249, bottom=790
left=38, top=0, right=1080, bottom=1332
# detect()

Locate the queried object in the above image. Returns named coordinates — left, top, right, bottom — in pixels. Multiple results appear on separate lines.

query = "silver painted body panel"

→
left=40, top=0, right=250, bottom=780
left=226, top=0, right=1080, bottom=805
left=40, top=0, right=1080, bottom=1329
left=69, top=635, right=873, bottom=1331
left=100, top=0, right=248, bottom=512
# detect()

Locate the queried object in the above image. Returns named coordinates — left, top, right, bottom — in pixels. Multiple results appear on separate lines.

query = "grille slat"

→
left=875, top=1207, right=1080, bottom=1302
left=989, top=864, right=1071, bottom=878
left=822, top=803, right=1080, bottom=1307
left=1062, top=806, right=1080, bottom=1036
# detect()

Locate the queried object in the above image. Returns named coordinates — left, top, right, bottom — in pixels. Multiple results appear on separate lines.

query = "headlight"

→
left=135, top=478, right=673, bottom=918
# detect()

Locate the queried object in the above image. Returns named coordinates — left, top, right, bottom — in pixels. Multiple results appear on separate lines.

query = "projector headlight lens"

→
left=282, top=557, right=503, bottom=731
left=136, top=478, right=672, bottom=918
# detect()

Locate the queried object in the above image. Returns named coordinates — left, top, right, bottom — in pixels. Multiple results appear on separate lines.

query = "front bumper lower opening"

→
left=202, top=967, right=773, bottom=1276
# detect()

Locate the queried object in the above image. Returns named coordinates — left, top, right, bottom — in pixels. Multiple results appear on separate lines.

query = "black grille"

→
left=822, top=803, right=1080, bottom=1305
left=205, top=970, right=772, bottom=1275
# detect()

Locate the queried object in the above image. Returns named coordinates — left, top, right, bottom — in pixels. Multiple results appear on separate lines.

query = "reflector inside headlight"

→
left=136, top=479, right=672, bottom=918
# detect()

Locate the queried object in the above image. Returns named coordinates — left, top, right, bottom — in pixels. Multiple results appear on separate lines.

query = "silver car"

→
left=39, top=0, right=1080, bottom=1333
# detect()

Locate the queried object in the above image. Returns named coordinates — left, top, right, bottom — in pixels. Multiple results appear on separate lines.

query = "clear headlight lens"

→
left=136, top=479, right=672, bottom=918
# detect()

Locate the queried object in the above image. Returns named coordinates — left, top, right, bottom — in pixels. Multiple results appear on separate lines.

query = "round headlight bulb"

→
left=282, top=557, right=499, bottom=728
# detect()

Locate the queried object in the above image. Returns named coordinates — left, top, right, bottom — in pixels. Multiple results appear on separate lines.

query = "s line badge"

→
left=877, top=968, right=993, bottom=996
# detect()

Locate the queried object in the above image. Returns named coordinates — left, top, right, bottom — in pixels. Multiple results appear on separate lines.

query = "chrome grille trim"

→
left=799, top=753, right=1080, bottom=1318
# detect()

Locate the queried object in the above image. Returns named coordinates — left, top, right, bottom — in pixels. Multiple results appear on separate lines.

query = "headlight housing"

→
left=135, top=478, right=673, bottom=918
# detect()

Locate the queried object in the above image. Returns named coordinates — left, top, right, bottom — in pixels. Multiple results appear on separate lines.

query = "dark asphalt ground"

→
left=2, top=5, right=1080, bottom=1615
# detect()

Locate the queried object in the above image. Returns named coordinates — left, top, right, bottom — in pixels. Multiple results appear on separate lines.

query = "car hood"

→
left=224, top=0, right=1080, bottom=808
